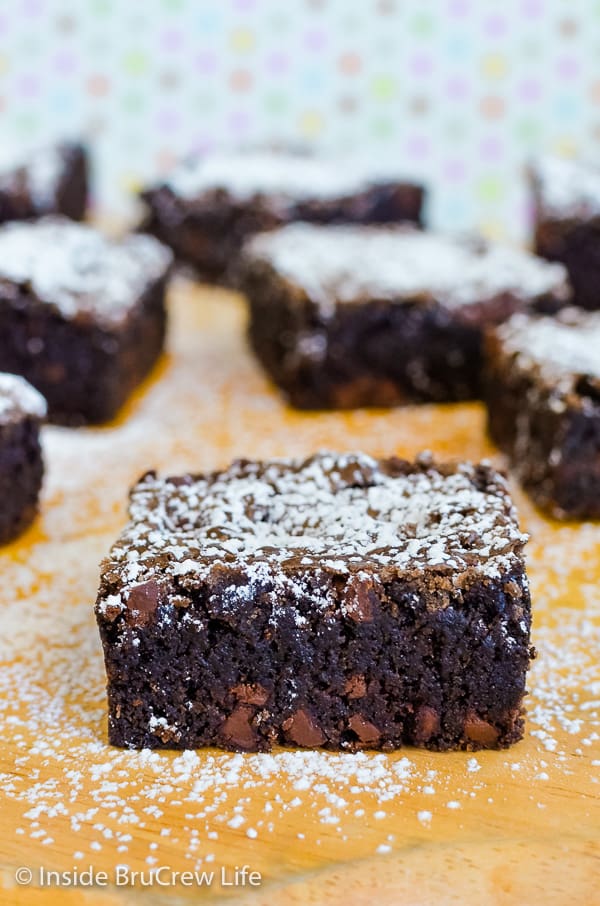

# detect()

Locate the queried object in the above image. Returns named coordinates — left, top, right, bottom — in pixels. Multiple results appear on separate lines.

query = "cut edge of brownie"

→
left=95, top=451, right=534, bottom=754
left=485, top=308, right=600, bottom=520
left=55, top=142, right=89, bottom=221
left=0, top=141, right=89, bottom=225
left=0, top=373, right=46, bottom=544
left=529, top=157, right=600, bottom=311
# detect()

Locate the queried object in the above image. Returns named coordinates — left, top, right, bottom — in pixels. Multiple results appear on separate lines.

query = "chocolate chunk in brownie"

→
left=139, top=149, right=425, bottom=282
left=95, top=451, right=533, bottom=753
left=0, top=373, right=46, bottom=544
left=485, top=307, right=600, bottom=519
left=0, top=217, right=173, bottom=425
left=530, top=155, right=600, bottom=310
left=0, top=141, right=88, bottom=224
left=240, top=223, right=571, bottom=409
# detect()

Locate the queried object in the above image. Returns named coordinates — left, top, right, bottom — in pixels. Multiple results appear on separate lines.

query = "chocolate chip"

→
left=464, top=712, right=499, bottom=747
left=221, top=705, right=257, bottom=750
left=348, top=714, right=381, bottom=745
left=344, top=674, right=367, bottom=699
left=414, top=705, right=440, bottom=743
left=150, top=720, right=181, bottom=744
left=125, top=579, right=161, bottom=626
left=335, top=456, right=375, bottom=488
left=342, top=576, right=378, bottom=623
left=100, top=596, right=124, bottom=623
left=231, top=683, right=270, bottom=706
left=282, top=708, right=325, bottom=747
left=167, top=474, right=194, bottom=487
left=503, top=579, right=522, bottom=599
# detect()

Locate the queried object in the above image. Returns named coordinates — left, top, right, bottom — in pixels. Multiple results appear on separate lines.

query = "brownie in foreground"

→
left=0, top=217, right=172, bottom=425
left=486, top=309, right=600, bottom=520
left=0, top=373, right=46, bottom=544
left=96, top=452, right=533, bottom=752
left=0, top=141, right=88, bottom=224
left=530, top=155, right=600, bottom=310
left=139, top=149, right=424, bottom=282
left=240, top=223, right=570, bottom=409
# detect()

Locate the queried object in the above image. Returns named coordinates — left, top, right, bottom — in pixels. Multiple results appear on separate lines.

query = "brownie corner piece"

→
left=96, top=451, right=533, bottom=754
left=530, top=155, right=600, bottom=310
left=0, top=372, right=46, bottom=544
left=138, top=148, right=425, bottom=282
left=240, top=222, right=571, bottom=409
left=485, top=307, right=600, bottom=519
left=0, top=140, right=89, bottom=224
left=0, top=217, right=173, bottom=425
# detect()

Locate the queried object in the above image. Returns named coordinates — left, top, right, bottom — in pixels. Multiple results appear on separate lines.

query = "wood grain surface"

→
left=0, top=278, right=598, bottom=906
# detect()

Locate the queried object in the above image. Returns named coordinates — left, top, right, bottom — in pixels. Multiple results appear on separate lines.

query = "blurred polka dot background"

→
left=1, top=0, right=599, bottom=238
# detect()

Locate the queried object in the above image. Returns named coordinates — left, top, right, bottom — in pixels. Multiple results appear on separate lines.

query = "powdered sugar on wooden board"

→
left=0, top=280, right=598, bottom=890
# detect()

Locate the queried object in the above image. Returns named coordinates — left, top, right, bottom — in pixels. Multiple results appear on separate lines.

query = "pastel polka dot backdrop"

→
left=1, top=0, right=599, bottom=238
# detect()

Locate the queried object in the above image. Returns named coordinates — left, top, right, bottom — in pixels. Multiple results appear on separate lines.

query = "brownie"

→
left=95, top=451, right=533, bottom=753
left=530, top=155, right=600, bottom=311
left=139, top=149, right=425, bottom=282
left=485, top=308, right=600, bottom=520
left=0, top=217, right=173, bottom=426
left=240, top=223, right=571, bottom=409
left=0, top=373, right=46, bottom=544
left=0, top=141, right=88, bottom=224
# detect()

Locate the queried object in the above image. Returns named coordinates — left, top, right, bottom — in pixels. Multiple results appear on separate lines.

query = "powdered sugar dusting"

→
left=495, top=308, right=600, bottom=386
left=0, top=218, right=172, bottom=327
left=164, top=150, right=402, bottom=203
left=0, top=143, right=65, bottom=209
left=0, top=372, right=47, bottom=423
left=101, top=452, right=526, bottom=598
left=531, top=155, right=600, bottom=217
left=245, top=223, right=569, bottom=315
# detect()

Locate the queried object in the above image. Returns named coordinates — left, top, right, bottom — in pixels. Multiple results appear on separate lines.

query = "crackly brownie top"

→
left=0, top=373, right=47, bottom=424
left=244, top=223, right=569, bottom=314
left=0, top=217, right=172, bottom=327
left=100, top=452, right=527, bottom=602
left=530, top=155, right=600, bottom=218
left=159, top=149, right=405, bottom=203
left=0, top=142, right=73, bottom=208
left=494, top=308, right=600, bottom=396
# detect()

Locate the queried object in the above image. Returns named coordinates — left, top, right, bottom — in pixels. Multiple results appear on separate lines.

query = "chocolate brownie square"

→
left=139, top=149, right=425, bottom=282
left=0, top=141, right=88, bottom=224
left=240, top=223, right=571, bottom=409
left=530, top=155, right=600, bottom=310
left=0, top=373, right=46, bottom=544
left=0, top=217, right=172, bottom=426
left=485, top=308, right=600, bottom=520
left=95, top=451, right=533, bottom=753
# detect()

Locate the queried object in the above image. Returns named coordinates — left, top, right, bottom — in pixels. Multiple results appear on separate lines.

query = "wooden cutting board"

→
left=0, top=278, right=598, bottom=906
